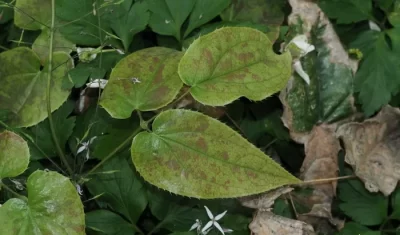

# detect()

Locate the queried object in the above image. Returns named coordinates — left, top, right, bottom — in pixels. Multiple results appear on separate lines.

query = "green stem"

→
left=46, top=0, right=73, bottom=176
left=0, top=45, right=9, bottom=51
left=0, top=181, right=26, bottom=201
left=82, top=126, right=142, bottom=179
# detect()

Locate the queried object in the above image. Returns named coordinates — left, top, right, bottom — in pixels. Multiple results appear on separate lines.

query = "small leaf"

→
left=338, top=177, right=388, bottom=226
left=0, top=170, right=85, bottom=234
left=100, top=47, right=183, bottom=118
left=184, top=0, right=231, bottom=37
left=179, top=27, right=292, bottom=106
left=147, top=0, right=196, bottom=41
left=0, top=47, right=73, bottom=127
left=86, top=154, right=147, bottom=223
left=14, top=0, right=51, bottom=30
left=318, top=0, right=372, bottom=24
left=0, top=131, right=29, bottom=179
left=131, top=109, right=300, bottom=199
left=389, top=1, right=400, bottom=27
left=86, top=210, right=136, bottom=235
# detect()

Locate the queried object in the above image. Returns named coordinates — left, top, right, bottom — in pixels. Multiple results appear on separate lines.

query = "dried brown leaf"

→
left=239, top=186, right=293, bottom=210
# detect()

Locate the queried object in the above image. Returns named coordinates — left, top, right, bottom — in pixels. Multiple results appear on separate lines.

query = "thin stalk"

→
left=82, top=126, right=142, bottom=178
left=0, top=181, right=26, bottom=201
left=293, top=175, right=355, bottom=186
left=46, top=0, right=73, bottom=176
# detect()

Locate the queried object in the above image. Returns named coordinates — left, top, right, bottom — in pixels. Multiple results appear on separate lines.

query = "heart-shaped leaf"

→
left=100, top=47, right=183, bottom=119
left=178, top=27, right=292, bottom=106
left=0, top=170, right=85, bottom=234
left=0, top=47, right=73, bottom=127
left=0, top=131, right=29, bottom=179
left=131, top=109, right=300, bottom=198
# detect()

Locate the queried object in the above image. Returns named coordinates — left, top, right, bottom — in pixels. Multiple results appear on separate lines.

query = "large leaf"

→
left=179, top=27, right=292, bottom=106
left=0, top=47, right=73, bottom=127
left=86, top=210, right=135, bottom=235
left=0, top=170, right=85, bottom=234
left=14, top=0, right=51, bottom=30
left=351, top=31, right=400, bottom=116
left=318, top=0, right=372, bottom=24
left=102, top=0, right=149, bottom=51
left=131, top=109, right=300, bottom=198
left=86, top=154, right=147, bottom=224
left=0, top=131, right=29, bottom=179
left=184, top=0, right=231, bottom=37
left=147, top=0, right=196, bottom=41
left=100, top=47, right=183, bottom=118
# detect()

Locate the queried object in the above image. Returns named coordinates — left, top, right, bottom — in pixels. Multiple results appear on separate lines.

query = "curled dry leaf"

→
left=249, top=211, right=315, bottom=235
left=336, top=106, right=400, bottom=196
left=239, top=186, right=293, bottom=211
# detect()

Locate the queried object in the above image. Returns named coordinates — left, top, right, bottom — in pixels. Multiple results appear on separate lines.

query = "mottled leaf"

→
left=14, top=0, right=51, bottom=30
left=32, top=29, right=76, bottom=65
left=0, top=47, right=73, bottom=127
left=100, top=47, right=183, bottom=118
left=148, top=0, right=196, bottom=41
left=86, top=155, right=147, bottom=224
left=0, top=131, right=29, bottom=179
left=131, top=109, right=300, bottom=199
left=179, top=27, right=291, bottom=106
left=86, top=210, right=135, bottom=235
left=0, top=170, right=85, bottom=234
left=184, top=0, right=231, bottom=37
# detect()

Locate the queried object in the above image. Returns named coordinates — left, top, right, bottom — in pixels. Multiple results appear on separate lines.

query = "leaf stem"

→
left=82, top=126, right=142, bottom=179
left=46, top=0, right=73, bottom=176
left=0, top=181, right=27, bottom=201
left=293, top=175, right=356, bottom=186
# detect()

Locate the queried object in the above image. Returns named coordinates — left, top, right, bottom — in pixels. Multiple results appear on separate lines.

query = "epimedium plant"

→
left=0, top=0, right=304, bottom=233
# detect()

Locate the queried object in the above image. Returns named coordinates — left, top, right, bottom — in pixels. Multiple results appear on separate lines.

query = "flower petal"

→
left=214, top=210, right=227, bottom=221
left=213, top=222, right=225, bottom=235
left=369, top=21, right=381, bottom=31
left=189, top=221, right=199, bottom=231
left=201, top=221, right=213, bottom=233
left=77, top=145, right=87, bottom=154
left=223, top=228, right=233, bottom=233
left=204, top=206, right=214, bottom=219
left=293, top=60, right=310, bottom=85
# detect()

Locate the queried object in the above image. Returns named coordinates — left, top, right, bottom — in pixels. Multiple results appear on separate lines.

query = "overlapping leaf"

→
left=0, top=47, right=73, bottom=127
left=0, top=170, right=85, bottom=234
left=100, top=47, right=183, bottom=118
left=14, top=0, right=51, bottom=30
left=318, top=0, right=372, bottom=24
left=179, top=27, right=292, bottom=106
left=86, top=210, right=136, bottom=235
left=0, top=131, right=29, bottom=179
left=131, top=109, right=300, bottom=198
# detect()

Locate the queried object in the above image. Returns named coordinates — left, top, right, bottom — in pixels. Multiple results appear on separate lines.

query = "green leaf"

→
left=131, top=109, right=300, bottom=199
left=102, top=0, right=149, bottom=51
left=0, top=0, right=14, bottom=24
left=179, top=27, right=292, bottom=106
left=32, top=29, right=76, bottom=65
left=220, top=0, right=285, bottom=26
left=86, top=154, right=147, bottom=224
left=318, top=0, right=372, bottom=24
left=389, top=0, right=400, bottom=27
left=0, top=131, right=29, bottom=179
left=147, top=0, right=196, bottom=41
left=55, top=0, right=110, bottom=46
left=273, top=198, right=294, bottom=218
left=351, top=31, right=400, bottom=116
left=337, top=222, right=380, bottom=235
left=338, top=178, right=388, bottom=226
left=0, top=47, right=73, bottom=127
left=283, top=28, right=354, bottom=132
left=184, top=0, right=231, bottom=37
left=86, top=210, right=136, bottom=235
left=100, top=47, right=183, bottom=118
left=25, top=100, right=76, bottom=160
left=0, top=170, right=85, bottom=234
left=14, top=0, right=51, bottom=30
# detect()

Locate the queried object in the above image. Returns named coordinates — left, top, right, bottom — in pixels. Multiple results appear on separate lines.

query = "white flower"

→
left=293, top=60, right=310, bottom=85
left=86, top=78, right=108, bottom=89
left=288, top=35, right=315, bottom=57
left=189, top=206, right=233, bottom=235
left=77, top=47, right=98, bottom=62
left=130, top=77, right=141, bottom=84
left=77, top=136, right=97, bottom=161
left=369, top=21, right=381, bottom=31
left=10, top=179, right=24, bottom=190
left=76, top=184, right=83, bottom=196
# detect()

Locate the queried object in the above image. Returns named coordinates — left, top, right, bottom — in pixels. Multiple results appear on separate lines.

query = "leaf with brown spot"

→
left=131, top=109, right=300, bottom=199
left=100, top=47, right=183, bottom=119
left=337, top=106, right=400, bottom=196
left=179, top=27, right=292, bottom=106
